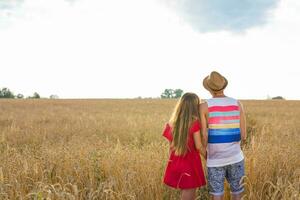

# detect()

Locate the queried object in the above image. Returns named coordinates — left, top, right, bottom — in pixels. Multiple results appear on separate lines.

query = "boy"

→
left=200, top=71, right=247, bottom=200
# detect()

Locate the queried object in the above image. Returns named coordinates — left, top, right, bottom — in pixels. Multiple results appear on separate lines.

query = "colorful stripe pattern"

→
left=207, top=97, right=241, bottom=144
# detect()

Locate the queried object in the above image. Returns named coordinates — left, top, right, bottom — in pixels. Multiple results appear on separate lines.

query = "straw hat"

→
left=203, top=71, right=228, bottom=92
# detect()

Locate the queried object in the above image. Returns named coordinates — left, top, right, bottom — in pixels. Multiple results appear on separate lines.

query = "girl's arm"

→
left=193, top=131, right=202, bottom=152
left=239, top=101, right=247, bottom=140
left=162, top=123, right=174, bottom=154
left=193, top=131, right=206, bottom=157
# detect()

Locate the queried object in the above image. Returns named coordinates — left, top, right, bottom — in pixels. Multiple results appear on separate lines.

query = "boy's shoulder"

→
left=200, top=102, right=208, bottom=113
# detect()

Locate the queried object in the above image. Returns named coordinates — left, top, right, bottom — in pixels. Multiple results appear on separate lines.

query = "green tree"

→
left=32, top=92, right=40, bottom=99
left=161, top=89, right=183, bottom=99
left=0, top=88, right=15, bottom=98
left=50, top=94, right=59, bottom=99
left=272, top=96, right=285, bottom=100
left=161, top=89, right=174, bottom=99
left=174, top=89, right=184, bottom=98
left=28, top=92, right=40, bottom=99
left=16, top=94, right=24, bottom=99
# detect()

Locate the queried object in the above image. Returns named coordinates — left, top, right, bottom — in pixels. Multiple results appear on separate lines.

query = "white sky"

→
left=0, top=0, right=299, bottom=99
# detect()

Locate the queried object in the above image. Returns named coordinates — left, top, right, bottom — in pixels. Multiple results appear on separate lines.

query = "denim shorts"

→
left=207, top=160, right=245, bottom=196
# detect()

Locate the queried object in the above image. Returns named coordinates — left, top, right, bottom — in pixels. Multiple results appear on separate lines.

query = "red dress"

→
left=163, top=121, right=206, bottom=189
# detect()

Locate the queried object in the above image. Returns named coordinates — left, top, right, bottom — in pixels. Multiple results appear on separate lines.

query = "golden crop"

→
left=0, top=99, right=299, bottom=200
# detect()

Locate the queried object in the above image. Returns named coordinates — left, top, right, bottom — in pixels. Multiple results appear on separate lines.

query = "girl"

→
left=162, top=93, right=206, bottom=200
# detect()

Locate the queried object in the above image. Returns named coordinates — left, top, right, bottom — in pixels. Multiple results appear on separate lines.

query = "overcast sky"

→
left=0, top=0, right=299, bottom=99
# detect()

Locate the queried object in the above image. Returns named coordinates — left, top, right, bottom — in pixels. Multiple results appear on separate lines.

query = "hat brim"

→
left=203, top=76, right=210, bottom=91
left=203, top=76, right=228, bottom=92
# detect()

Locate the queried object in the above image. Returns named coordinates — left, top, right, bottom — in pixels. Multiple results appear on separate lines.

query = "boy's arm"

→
left=239, top=101, right=247, bottom=141
left=200, top=102, right=208, bottom=157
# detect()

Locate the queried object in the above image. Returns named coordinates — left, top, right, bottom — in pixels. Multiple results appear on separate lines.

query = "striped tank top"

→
left=206, top=97, right=244, bottom=167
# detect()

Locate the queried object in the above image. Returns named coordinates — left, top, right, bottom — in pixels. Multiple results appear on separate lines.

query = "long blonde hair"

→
left=169, top=93, right=200, bottom=155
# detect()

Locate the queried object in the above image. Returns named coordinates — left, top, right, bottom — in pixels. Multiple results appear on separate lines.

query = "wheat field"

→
left=0, top=99, right=299, bottom=200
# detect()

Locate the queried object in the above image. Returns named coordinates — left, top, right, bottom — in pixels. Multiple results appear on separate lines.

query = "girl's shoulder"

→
left=162, top=123, right=173, bottom=142
left=190, top=119, right=201, bottom=134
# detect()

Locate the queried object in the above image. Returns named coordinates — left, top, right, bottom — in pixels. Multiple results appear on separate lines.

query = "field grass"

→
left=0, top=99, right=299, bottom=200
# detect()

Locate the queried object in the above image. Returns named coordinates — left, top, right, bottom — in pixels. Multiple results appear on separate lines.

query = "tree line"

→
left=0, top=87, right=58, bottom=99
left=1, top=87, right=183, bottom=99
left=0, top=87, right=40, bottom=99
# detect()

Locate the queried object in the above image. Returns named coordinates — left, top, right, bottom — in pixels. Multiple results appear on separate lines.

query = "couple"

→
left=162, top=71, right=247, bottom=200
